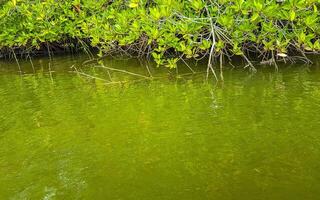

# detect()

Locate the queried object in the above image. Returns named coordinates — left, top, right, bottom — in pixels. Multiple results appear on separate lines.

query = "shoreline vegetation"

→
left=0, top=0, right=320, bottom=76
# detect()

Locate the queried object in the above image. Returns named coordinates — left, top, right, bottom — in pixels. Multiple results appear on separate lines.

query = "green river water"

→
left=0, top=56, right=320, bottom=199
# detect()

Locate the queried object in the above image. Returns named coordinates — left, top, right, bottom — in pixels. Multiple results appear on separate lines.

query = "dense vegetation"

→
left=0, top=0, right=320, bottom=71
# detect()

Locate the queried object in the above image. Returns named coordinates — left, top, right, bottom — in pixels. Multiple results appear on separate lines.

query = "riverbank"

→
left=1, top=0, right=320, bottom=71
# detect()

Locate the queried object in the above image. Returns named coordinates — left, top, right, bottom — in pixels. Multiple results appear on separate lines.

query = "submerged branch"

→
left=95, top=64, right=152, bottom=79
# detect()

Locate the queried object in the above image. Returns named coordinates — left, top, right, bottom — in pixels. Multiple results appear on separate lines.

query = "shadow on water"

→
left=0, top=55, right=320, bottom=199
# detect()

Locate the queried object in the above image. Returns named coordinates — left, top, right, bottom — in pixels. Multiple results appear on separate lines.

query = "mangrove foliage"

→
left=0, top=0, right=320, bottom=70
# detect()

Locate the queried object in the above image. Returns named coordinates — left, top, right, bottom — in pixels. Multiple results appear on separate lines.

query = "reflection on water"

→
left=0, top=56, right=320, bottom=199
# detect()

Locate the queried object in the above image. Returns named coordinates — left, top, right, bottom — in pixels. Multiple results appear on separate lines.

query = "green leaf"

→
left=129, top=0, right=139, bottom=8
left=289, top=10, right=296, bottom=21
left=251, top=12, right=260, bottom=22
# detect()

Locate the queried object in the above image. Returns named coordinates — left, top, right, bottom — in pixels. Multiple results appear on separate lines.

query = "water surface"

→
left=1, top=56, right=320, bottom=199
